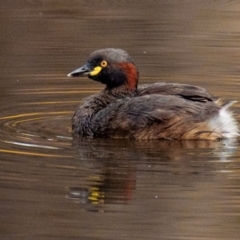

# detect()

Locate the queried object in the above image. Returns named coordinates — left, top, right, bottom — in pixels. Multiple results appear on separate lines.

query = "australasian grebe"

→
left=67, top=48, right=239, bottom=140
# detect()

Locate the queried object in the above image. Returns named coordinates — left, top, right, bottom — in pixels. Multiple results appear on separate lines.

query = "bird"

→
left=67, top=48, right=239, bottom=140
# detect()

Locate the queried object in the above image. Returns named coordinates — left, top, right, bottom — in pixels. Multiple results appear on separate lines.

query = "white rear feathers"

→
left=208, top=101, right=239, bottom=138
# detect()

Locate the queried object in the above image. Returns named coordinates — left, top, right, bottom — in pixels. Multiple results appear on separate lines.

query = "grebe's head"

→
left=68, top=48, right=139, bottom=90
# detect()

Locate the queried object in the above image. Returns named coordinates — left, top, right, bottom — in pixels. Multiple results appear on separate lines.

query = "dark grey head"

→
left=67, top=48, right=138, bottom=90
left=88, top=48, right=133, bottom=64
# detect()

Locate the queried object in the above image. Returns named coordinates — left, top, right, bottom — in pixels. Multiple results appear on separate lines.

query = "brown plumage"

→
left=68, top=48, right=239, bottom=140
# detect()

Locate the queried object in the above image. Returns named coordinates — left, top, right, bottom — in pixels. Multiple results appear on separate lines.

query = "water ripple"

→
left=0, top=110, right=73, bottom=158
left=0, top=86, right=101, bottom=158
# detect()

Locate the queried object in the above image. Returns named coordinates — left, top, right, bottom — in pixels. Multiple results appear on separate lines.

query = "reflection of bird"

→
left=68, top=48, right=239, bottom=140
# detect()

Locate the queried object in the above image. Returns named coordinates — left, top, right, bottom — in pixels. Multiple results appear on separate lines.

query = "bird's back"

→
left=137, top=82, right=215, bottom=102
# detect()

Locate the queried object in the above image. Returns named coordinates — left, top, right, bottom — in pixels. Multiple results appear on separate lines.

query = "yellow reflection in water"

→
left=12, top=88, right=101, bottom=95
left=0, top=111, right=71, bottom=120
left=22, top=101, right=79, bottom=105
left=0, top=148, right=72, bottom=158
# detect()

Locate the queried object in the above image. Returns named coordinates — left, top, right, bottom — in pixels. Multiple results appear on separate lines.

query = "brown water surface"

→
left=1, top=1, right=240, bottom=240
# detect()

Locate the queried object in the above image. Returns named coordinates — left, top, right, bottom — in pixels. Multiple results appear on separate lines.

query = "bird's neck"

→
left=117, top=62, right=139, bottom=92
left=105, top=84, right=137, bottom=99
left=104, top=62, right=138, bottom=94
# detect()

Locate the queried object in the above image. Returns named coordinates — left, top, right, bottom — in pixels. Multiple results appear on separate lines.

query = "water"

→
left=1, top=1, right=240, bottom=239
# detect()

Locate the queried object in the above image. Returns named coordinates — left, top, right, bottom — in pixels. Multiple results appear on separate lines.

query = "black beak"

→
left=67, top=63, right=92, bottom=77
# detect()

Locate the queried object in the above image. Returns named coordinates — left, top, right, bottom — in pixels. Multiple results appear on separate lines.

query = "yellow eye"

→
left=100, top=60, right=108, bottom=68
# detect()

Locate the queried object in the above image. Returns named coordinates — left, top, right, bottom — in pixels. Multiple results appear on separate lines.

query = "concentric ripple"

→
left=0, top=86, right=100, bottom=158
left=0, top=111, right=73, bottom=157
